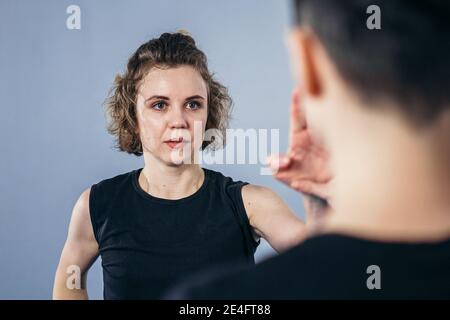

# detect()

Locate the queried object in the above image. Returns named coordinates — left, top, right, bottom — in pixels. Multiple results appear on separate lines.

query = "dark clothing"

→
left=169, top=234, right=450, bottom=299
left=89, top=168, right=259, bottom=299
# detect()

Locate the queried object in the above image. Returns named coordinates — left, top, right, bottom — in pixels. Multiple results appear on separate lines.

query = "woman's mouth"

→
left=164, top=138, right=185, bottom=149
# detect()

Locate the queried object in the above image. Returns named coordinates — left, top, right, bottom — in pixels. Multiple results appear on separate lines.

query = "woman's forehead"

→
left=139, top=65, right=207, bottom=98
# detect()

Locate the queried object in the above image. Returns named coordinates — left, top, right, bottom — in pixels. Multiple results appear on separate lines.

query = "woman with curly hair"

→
left=52, top=31, right=308, bottom=299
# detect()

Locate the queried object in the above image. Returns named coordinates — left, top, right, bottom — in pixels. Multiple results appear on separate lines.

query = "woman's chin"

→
left=164, top=150, right=196, bottom=166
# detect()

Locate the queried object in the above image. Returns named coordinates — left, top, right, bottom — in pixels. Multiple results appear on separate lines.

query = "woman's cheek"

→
left=140, top=121, right=164, bottom=151
left=139, top=131, right=155, bottom=153
left=191, top=118, right=207, bottom=149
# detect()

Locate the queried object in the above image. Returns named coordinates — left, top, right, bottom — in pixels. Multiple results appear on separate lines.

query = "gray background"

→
left=0, top=0, right=305, bottom=299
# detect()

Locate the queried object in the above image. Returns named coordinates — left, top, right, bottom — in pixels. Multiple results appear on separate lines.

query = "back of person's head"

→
left=292, top=0, right=450, bottom=127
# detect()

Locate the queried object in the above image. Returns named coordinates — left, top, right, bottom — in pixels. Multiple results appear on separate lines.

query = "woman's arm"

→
left=241, top=184, right=307, bottom=253
left=52, top=188, right=99, bottom=300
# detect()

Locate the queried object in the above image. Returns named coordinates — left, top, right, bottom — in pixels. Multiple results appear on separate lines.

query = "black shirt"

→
left=89, top=168, right=259, bottom=299
left=168, top=233, right=450, bottom=299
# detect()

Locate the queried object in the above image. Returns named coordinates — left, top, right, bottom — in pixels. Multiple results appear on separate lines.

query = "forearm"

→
left=53, top=269, right=89, bottom=300
left=53, top=288, right=88, bottom=300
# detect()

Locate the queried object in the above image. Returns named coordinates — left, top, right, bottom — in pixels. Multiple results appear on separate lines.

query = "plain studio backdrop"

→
left=0, top=0, right=305, bottom=299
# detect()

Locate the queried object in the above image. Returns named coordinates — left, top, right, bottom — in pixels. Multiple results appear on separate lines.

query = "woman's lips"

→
left=164, top=139, right=189, bottom=149
left=165, top=141, right=183, bottom=149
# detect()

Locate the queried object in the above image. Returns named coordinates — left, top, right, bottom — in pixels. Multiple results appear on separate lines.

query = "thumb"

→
left=266, top=154, right=291, bottom=172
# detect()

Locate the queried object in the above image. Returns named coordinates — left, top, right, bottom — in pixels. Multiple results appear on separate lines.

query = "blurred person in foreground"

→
left=166, top=0, right=450, bottom=299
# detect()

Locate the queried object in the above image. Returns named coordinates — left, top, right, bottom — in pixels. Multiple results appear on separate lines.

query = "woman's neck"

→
left=139, top=153, right=205, bottom=200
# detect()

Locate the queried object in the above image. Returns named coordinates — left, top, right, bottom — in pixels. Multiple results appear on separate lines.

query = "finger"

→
left=289, top=88, right=304, bottom=131
left=266, top=154, right=291, bottom=173
left=288, top=87, right=307, bottom=150
left=274, top=170, right=293, bottom=184
left=290, top=180, right=330, bottom=200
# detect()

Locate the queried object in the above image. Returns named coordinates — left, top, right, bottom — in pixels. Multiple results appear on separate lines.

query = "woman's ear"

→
left=288, top=27, right=322, bottom=98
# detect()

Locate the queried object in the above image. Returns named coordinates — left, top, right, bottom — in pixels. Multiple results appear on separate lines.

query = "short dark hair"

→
left=293, top=0, right=450, bottom=125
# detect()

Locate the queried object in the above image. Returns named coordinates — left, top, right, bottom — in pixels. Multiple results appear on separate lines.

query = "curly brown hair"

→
left=104, top=31, right=232, bottom=156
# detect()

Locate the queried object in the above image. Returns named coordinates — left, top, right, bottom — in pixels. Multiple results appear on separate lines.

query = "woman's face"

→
left=135, top=65, right=208, bottom=165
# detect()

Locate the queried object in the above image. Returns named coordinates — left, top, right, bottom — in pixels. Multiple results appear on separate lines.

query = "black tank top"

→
left=89, top=167, right=259, bottom=299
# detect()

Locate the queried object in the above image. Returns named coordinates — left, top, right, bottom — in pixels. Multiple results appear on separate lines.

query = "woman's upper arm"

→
left=57, top=188, right=99, bottom=276
left=241, top=184, right=307, bottom=252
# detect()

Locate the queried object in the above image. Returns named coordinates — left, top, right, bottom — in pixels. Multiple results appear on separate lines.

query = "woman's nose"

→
left=167, top=107, right=188, bottom=129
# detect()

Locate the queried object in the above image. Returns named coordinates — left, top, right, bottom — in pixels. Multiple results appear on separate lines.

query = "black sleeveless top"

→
left=89, top=168, right=259, bottom=299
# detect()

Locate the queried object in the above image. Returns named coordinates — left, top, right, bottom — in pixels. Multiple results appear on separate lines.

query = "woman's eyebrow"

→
left=145, top=95, right=170, bottom=102
left=145, top=95, right=205, bottom=102
left=185, top=95, right=205, bottom=101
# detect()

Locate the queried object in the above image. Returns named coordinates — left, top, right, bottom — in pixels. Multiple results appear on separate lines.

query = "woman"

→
left=52, top=31, right=306, bottom=299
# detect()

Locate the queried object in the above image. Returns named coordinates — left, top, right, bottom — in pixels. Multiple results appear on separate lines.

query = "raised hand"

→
left=267, top=88, right=334, bottom=216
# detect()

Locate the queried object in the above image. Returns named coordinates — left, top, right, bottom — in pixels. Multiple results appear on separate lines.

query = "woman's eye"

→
left=186, top=101, right=201, bottom=110
left=151, top=101, right=167, bottom=111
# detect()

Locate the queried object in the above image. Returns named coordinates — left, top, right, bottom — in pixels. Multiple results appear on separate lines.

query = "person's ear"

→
left=288, top=27, right=321, bottom=98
